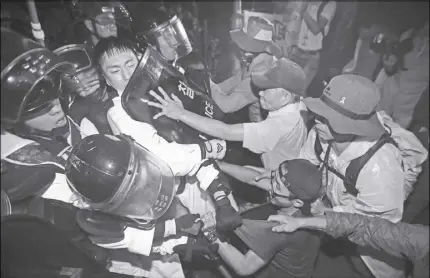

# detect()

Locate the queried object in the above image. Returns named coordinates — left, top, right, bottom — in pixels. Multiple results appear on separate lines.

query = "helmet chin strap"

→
left=13, top=121, right=70, bottom=144
left=172, top=52, right=179, bottom=67
left=88, top=20, right=103, bottom=43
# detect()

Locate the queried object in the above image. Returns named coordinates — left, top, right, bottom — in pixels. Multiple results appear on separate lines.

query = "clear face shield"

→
left=121, top=45, right=183, bottom=122
left=54, top=44, right=107, bottom=103
left=1, top=49, right=77, bottom=124
left=67, top=135, right=176, bottom=221
left=146, top=15, right=192, bottom=61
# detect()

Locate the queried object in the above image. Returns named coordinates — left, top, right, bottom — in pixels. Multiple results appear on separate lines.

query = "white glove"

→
left=204, top=139, right=227, bottom=160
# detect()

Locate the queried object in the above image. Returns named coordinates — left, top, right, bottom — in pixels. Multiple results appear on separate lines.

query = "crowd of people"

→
left=1, top=1, right=428, bottom=278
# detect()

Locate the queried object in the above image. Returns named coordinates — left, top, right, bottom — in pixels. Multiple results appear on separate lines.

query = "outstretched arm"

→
left=216, top=239, right=266, bottom=276
left=217, top=161, right=271, bottom=191
left=268, top=212, right=429, bottom=264
left=148, top=87, right=245, bottom=141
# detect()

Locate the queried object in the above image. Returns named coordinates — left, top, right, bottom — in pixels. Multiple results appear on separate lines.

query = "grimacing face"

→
left=259, top=88, right=290, bottom=111
left=24, top=99, right=67, bottom=132
left=100, top=49, right=139, bottom=93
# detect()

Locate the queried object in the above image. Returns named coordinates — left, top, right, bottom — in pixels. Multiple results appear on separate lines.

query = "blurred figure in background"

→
left=377, top=20, right=429, bottom=129
left=212, top=16, right=282, bottom=122
left=289, top=1, right=337, bottom=93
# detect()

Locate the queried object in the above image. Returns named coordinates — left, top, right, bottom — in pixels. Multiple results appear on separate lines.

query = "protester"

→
left=214, top=159, right=322, bottom=277
left=291, top=74, right=427, bottom=278
left=148, top=57, right=307, bottom=171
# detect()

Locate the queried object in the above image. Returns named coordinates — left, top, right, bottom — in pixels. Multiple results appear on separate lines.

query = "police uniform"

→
left=0, top=28, right=100, bottom=204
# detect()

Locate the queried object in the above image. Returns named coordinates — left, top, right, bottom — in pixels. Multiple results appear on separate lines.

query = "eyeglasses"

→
left=92, top=16, right=116, bottom=28
left=269, top=170, right=291, bottom=200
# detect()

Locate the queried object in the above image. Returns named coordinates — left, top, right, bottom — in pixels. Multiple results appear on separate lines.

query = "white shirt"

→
left=243, top=101, right=308, bottom=170
left=297, top=1, right=337, bottom=51
left=299, top=127, right=406, bottom=278
left=107, top=93, right=204, bottom=176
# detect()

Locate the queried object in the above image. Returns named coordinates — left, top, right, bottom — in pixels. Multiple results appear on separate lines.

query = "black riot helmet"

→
left=65, top=134, right=177, bottom=221
left=1, top=28, right=76, bottom=126
left=53, top=44, right=107, bottom=104
left=132, top=7, right=192, bottom=61
left=78, top=1, right=132, bottom=39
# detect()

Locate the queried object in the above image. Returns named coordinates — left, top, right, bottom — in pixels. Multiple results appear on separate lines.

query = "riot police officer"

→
left=131, top=6, right=213, bottom=96
left=1, top=28, right=100, bottom=204
left=77, top=1, right=132, bottom=47
left=65, top=134, right=232, bottom=276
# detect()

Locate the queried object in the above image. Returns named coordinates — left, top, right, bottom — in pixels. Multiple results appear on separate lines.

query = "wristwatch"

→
left=204, top=228, right=219, bottom=244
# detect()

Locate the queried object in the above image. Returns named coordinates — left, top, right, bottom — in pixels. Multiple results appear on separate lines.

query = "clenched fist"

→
left=175, top=213, right=203, bottom=236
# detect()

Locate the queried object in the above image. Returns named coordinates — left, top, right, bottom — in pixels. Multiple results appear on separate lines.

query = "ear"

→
left=280, top=91, right=291, bottom=105
left=84, top=19, right=94, bottom=32
left=104, top=75, right=112, bottom=87
left=292, top=199, right=304, bottom=208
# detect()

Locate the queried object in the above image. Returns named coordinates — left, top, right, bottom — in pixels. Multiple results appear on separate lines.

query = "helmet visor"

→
left=147, top=16, right=192, bottom=59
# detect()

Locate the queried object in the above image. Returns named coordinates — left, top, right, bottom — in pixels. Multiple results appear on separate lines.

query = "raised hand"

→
left=148, top=86, right=185, bottom=120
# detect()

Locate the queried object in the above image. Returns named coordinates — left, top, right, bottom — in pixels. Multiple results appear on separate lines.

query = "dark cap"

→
left=278, top=159, right=322, bottom=202
left=252, top=58, right=306, bottom=97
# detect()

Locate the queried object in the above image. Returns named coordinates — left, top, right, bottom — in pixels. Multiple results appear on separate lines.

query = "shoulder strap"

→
left=314, top=134, right=324, bottom=163
left=344, top=133, right=397, bottom=196
left=316, top=1, right=330, bottom=37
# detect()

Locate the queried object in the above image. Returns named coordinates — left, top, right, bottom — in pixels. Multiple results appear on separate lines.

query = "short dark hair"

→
left=93, top=36, right=143, bottom=67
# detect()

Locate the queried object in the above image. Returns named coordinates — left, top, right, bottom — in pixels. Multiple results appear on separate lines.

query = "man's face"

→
left=259, top=88, right=288, bottom=111
left=24, top=99, right=67, bottom=132
left=100, top=50, right=138, bottom=92
left=269, top=168, right=295, bottom=207
left=156, top=35, right=178, bottom=61
left=93, top=12, right=118, bottom=38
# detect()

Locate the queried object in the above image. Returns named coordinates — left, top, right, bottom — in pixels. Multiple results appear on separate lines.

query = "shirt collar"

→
left=268, top=101, right=304, bottom=118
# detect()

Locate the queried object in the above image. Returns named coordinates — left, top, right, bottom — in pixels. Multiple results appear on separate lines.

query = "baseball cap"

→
left=251, top=58, right=306, bottom=97
left=230, top=16, right=282, bottom=58
left=303, top=74, right=386, bottom=137
left=278, top=159, right=322, bottom=202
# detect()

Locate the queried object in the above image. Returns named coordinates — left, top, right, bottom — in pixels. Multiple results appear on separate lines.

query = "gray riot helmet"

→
left=65, top=134, right=176, bottom=221
left=1, top=28, right=76, bottom=125
left=53, top=44, right=107, bottom=103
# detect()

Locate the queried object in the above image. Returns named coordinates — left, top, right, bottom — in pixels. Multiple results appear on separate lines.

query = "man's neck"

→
left=331, top=140, right=352, bottom=156
left=90, top=35, right=99, bottom=47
